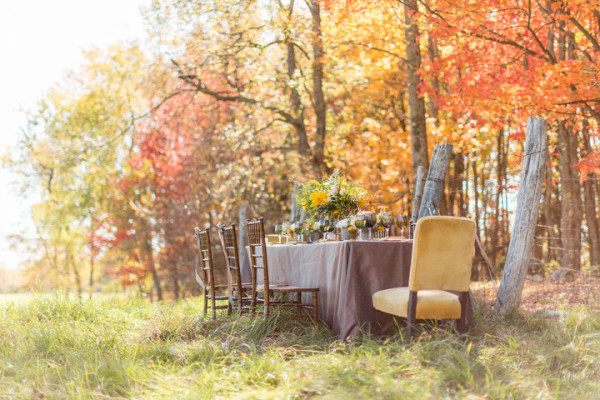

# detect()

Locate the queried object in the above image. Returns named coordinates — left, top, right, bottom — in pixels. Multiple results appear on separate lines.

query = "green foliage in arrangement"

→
left=296, top=169, right=369, bottom=220
left=0, top=294, right=599, bottom=399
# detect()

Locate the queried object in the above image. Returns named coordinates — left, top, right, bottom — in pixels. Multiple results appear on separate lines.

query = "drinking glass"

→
left=274, top=224, right=283, bottom=243
left=293, top=223, right=304, bottom=241
left=319, top=218, right=330, bottom=235
left=381, top=212, right=393, bottom=237
left=354, top=214, right=366, bottom=240
left=364, top=212, right=376, bottom=240
left=396, top=215, right=408, bottom=238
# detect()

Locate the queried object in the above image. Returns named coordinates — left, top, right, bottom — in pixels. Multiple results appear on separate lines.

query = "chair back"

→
left=218, top=223, right=244, bottom=295
left=408, top=216, right=476, bottom=292
left=245, top=217, right=270, bottom=290
left=195, top=227, right=215, bottom=289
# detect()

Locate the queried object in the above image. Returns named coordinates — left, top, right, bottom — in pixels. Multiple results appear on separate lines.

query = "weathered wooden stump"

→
left=494, top=117, right=548, bottom=316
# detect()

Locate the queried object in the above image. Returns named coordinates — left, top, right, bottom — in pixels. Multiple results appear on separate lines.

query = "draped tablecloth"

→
left=240, top=240, right=424, bottom=340
left=242, top=240, right=474, bottom=340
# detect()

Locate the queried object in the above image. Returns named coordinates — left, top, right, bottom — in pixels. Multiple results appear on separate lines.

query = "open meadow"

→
left=1, top=287, right=599, bottom=400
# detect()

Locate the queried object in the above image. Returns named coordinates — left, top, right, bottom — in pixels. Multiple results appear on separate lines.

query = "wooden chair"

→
left=217, top=223, right=253, bottom=314
left=245, top=217, right=319, bottom=322
left=194, top=227, right=231, bottom=319
left=372, top=216, right=476, bottom=341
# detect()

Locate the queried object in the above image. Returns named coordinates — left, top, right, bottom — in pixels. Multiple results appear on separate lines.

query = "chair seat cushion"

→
left=372, top=287, right=461, bottom=320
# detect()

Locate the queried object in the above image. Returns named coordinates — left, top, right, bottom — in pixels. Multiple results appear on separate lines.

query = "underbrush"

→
left=0, top=293, right=598, bottom=399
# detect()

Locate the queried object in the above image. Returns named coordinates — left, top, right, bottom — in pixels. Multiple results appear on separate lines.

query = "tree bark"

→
left=544, top=150, right=556, bottom=263
left=557, top=122, right=582, bottom=270
left=418, top=143, right=453, bottom=218
left=582, top=129, right=600, bottom=266
left=143, top=229, right=162, bottom=301
left=404, top=0, right=429, bottom=174
left=411, top=166, right=425, bottom=222
left=284, top=1, right=310, bottom=167
left=427, top=34, right=440, bottom=124
left=494, top=117, right=547, bottom=316
left=290, top=183, right=299, bottom=222
left=308, top=0, right=326, bottom=177
left=238, top=203, right=248, bottom=268
left=472, top=161, right=480, bottom=237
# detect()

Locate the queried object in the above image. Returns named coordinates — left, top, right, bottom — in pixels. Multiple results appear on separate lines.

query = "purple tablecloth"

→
left=243, top=240, right=426, bottom=340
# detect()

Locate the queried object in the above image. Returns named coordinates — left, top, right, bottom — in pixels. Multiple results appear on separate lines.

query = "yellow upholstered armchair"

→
left=372, top=216, right=476, bottom=341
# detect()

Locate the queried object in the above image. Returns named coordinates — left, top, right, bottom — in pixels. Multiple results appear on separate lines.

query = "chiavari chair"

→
left=217, top=223, right=253, bottom=314
left=194, top=227, right=231, bottom=319
left=245, top=217, right=319, bottom=322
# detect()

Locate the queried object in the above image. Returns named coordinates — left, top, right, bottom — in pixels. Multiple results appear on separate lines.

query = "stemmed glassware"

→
left=293, top=223, right=304, bottom=242
left=396, top=215, right=408, bottom=238
left=319, top=218, right=332, bottom=239
left=274, top=224, right=283, bottom=243
left=380, top=212, right=393, bottom=238
left=364, top=212, right=376, bottom=240
left=354, top=214, right=366, bottom=240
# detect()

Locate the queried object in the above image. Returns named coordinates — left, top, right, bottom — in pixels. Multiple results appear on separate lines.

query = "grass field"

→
left=0, top=292, right=598, bottom=399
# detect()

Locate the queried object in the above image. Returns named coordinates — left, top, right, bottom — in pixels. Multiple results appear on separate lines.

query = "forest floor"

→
left=472, top=273, right=600, bottom=312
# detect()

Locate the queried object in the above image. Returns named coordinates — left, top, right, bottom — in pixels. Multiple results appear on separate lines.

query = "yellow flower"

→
left=310, top=191, right=328, bottom=207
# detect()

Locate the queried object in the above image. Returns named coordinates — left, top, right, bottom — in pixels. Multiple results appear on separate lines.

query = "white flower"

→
left=336, top=218, right=350, bottom=229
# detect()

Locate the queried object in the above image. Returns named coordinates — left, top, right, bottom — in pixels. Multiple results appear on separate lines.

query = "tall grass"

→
left=0, top=293, right=598, bottom=399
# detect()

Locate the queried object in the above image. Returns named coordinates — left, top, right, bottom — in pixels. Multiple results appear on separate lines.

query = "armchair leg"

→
left=456, top=292, right=468, bottom=334
left=406, top=290, right=418, bottom=343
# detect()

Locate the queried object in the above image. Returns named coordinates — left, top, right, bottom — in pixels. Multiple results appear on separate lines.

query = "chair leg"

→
left=211, top=292, right=216, bottom=320
left=456, top=291, right=468, bottom=334
left=312, top=291, right=318, bottom=325
left=203, top=291, right=208, bottom=316
left=263, top=289, right=270, bottom=319
left=406, top=290, right=418, bottom=343
left=251, top=276, right=257, bottom=314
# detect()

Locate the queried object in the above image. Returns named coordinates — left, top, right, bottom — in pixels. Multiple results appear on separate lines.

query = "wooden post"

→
left=418, top=143, right=453, bottom=218
left=290, top=183, right=299, bottom=222
left=411, top=166, right=425, bottom=222
left=238, top=203, right=248, bottom=262
left=494, top=117, right=547, bottom=316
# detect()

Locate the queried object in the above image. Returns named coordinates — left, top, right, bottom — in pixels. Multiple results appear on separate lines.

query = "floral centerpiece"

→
left=296, top=169, right=368, bottom=220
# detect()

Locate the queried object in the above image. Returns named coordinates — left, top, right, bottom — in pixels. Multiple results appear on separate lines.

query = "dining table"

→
left=241, top=239, right=473, bottom=341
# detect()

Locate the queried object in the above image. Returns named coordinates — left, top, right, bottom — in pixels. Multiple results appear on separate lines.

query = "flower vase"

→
left=341, top=227, right=358, bottom=240
left=358, top=227, right=369, bottom=240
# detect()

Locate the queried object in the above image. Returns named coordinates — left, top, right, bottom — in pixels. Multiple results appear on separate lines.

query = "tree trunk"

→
left=283, top=1, right=310, bottom=171
left=490, top=128, right=505, bottom=266
left=494, top=117, right=547, bottom=316
left=557, top=121, right=582, bottom=270
left=171, top=257, right=180, bottom=301
left=581, top=127, right=600, bottom=266
left=143, top=229, right=162, bottom=301
left=404, top=0, right=429, bottom=174
left=411, top=166, right=425, bottom=222
left=472, top=161, right=480, bottom=236
left=427, top=34, right=440, bottom=124
left=309, top=0, right=326, bottom=177
left=290, top=183, right=299, bottom=222
left=68, top=250, right=82, bottom=297
left=544, top=151, right=555, bottom=263
left=418, top=143, right=453, bottom=218
left=238, top=203, right=248, bottom=268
